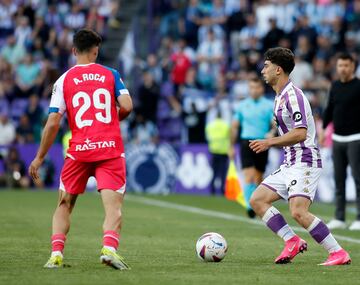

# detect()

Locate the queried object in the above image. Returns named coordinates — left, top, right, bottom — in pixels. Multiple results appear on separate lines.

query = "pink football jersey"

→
left=49, top=63, right=129, bottom=162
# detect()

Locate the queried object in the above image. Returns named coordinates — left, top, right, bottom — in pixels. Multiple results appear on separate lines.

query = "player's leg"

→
left=44, top=159, right=90, bottom=268
left=327, top=141, right=348, bottom=229
left=347, top=140, right=360, bottom=230
left=289, top=196, right=351, bottom=265
left=243, top=167, right=257, bottom=217
left=240, top=140, right=257, bottom=217
left=219, top=154, right=228, bottom=195
left=251, top=167, right=307, bottom=264
left=96, top=157, right=129, bottom=270
left=210, top=154, right=221, bottom=195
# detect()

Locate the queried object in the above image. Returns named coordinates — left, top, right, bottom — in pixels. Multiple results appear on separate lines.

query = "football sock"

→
left=262, top=206, right=296, bottom=241
left=51, top=233, right=66, bottom=254
left=307, top=216, right=341, bottom=253
left=244, top=183, right=257, bottom=209
left=103, top=230, right=119, bottom=252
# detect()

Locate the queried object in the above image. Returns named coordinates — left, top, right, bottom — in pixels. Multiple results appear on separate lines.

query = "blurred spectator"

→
left=16, top=114, right=34, bottom=144
left=130, top=112, right=159, bottom=145
left=45, top=4, right=62, bottom=34
left=197, top=28, right=224, bottom=90
left=170, top=38, right=192, bottom=92
left=0, top=113, right=15, bottom=145
left=146, top=53, right=163, bottom=84
left=295, top=35, right=315, bottom=63
left=290, top=54, right=313, bottom=89
left=31, top=16, right=51, bottom=46
left=0, top=56, right=14, bottom=100
left=0, top=0, right=17, bottom=40
left=0, top=35, right=26, bottom=65
left=183, top=0, right=202, bottom=48
left=86, top=7, right=105, bottom=36
left=183, top=102, right=207, bottom=143
left=1, top=147, right=30, bottom=188
left=14, top=53, right=43, bottom=98
left=14, top=16, right=32, bottom=47
left=138, top=70, right=160, bottom=123
left=207, top=74, right=232, bottom=124
left=205, top=108, right=230, bottom=195
left=64, top=4, right=86, bottom=31
left=262, top=18, right=284, bottom=52
left=236, top=13, right=261, bottom=52
left=292, top=14, right=317, bottom=49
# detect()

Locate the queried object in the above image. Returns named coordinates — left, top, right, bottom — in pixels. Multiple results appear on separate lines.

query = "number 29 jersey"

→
left=49, top=63, right=129, bottom=162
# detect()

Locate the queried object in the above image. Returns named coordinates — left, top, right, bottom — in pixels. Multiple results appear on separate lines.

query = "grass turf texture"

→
left=0, top=190, right=359, bottom=285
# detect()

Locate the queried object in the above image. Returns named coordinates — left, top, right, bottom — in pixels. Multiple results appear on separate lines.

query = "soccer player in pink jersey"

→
left=29, top=29, right=133, bottom=269
left=248, top=47, right=351, bottom=266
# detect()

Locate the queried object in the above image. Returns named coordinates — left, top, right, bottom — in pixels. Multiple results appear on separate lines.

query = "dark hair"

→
left=73, top=29, right=102, bottom=53
left=249, top=76, right=263, bottom=85
left=337, top=52, right=354, bottom=62
left=264, top=47, right=295, bottom=75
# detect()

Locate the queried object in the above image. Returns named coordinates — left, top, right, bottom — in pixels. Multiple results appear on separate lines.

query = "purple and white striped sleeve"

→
left=285, top=89, right=308, bottom=129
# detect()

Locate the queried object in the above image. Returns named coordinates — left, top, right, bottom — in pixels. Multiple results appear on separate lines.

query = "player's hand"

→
left=228, top=146, right=235, bottom=160
left=28, top=157, right=44, bottom=181
left=249, top=139, right=270, bottom=154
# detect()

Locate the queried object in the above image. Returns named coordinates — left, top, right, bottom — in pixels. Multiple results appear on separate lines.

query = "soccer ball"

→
left=195, top=232, right=228, bottom=262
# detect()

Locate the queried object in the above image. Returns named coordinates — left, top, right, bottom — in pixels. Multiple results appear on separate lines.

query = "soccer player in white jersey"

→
left=248, top=47, right=351, bottom=266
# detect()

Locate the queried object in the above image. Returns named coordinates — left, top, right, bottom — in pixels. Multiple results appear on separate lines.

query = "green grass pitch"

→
left=0, top=190, right=359, bottom=285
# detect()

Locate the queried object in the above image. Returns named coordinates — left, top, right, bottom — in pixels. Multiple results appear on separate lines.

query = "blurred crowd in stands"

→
left=0, top=0, right=120, bottom=187
left=1, top=0, right=360, bottom=188
left=129, top=0, right=360, bottom=146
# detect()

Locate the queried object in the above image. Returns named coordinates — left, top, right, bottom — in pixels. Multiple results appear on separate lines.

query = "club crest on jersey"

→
left=75, top=138, right=115, bottom=151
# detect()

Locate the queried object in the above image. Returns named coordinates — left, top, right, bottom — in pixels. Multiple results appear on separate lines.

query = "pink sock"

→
left=103, top=230, right=119, bottom=250
left=51, top=233, right=66, bottom=253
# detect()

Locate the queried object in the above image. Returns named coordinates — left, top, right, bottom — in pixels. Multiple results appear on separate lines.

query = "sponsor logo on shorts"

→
left=75, top=138, right=116, bottom=151
left=291, top=180, right=297, bottom=186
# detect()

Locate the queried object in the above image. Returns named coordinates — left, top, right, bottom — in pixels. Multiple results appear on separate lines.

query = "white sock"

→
left=262, top=206, right=296, bottom=242
left=104, top=246, right=116, bottom=252
left=320, top=235, right=342, bottom=253
left=51, top=251, right=63, bottom=257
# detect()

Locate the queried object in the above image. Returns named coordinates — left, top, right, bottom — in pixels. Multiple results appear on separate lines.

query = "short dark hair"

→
left=73, top=29, right=102, bottom=53
left=249, top=76, right=263, bottom=85
left=337, top=52, right=354, bottom=62
left=264, top=47, right=295, bottom=75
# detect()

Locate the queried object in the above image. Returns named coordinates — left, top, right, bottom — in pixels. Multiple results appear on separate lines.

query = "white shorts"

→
left=261, top=163, right=323, bottom=202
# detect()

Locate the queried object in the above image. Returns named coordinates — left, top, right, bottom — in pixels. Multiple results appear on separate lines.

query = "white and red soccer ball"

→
left=196, top=232, right=228, bottom=262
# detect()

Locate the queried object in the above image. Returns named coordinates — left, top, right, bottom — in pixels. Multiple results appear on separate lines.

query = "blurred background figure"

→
left=0, top=112, right=15, bottom=145
left=0, top=147, right=30, bottom=188
left=322, top=53, right=360, bottom=231
left=229, top=77, right=274, bottom=218
left=205, top=108, right=230, bottom=195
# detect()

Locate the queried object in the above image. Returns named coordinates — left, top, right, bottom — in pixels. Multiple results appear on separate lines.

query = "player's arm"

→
left=117, top=93, right=133, bottom=121
left=113, top=69, right=133, bottom=120
left=249, top=127, right=307, bottom=154
left=29, top=112, right=62, bottom=180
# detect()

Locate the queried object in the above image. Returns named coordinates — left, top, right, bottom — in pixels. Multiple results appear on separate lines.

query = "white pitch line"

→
left=126, top=195, right=360, bottom=245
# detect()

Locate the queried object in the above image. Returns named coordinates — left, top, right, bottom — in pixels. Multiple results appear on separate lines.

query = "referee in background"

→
left=321, top=53, right=360, bottom=231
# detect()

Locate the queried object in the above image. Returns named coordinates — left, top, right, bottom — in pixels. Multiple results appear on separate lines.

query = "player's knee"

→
left=249, top=192, right=261, bottom=212
left=58, top=194, right=77, bottom=211
left=290, top=207, right=304, bottom=222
